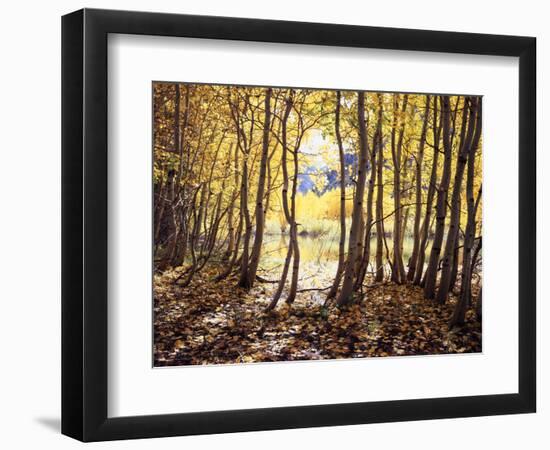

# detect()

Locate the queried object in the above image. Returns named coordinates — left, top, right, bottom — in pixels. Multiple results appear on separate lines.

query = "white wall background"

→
left=0, top=1, right=546, bottom=448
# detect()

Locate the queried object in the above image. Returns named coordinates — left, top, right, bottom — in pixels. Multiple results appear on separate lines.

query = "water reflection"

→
left=262, top=232, right=420, bottom=265
left=259, top=231, right=433, bottom=295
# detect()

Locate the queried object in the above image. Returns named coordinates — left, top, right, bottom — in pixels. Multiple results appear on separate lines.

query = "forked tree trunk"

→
left=215, top=210, right=243, bottom=282
left=436, top=97, right=480, bottom=305
left=230, top=93, right=255, bottom=289
left=268, top=93, right=294, bottom=310
left=449, top=100, right=483, bottom=325
left=354, top=105, right=380, bottom=291
left=337, top=91, right=369, bottom=306
left=244, top=88, right=272, bottom=288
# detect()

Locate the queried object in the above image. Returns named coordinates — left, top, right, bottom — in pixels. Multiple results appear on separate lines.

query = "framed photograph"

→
left=62, top=8, right=536, bottom=442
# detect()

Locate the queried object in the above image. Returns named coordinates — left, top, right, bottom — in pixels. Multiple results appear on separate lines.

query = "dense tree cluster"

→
left=153, top=82, right=482, bottom=336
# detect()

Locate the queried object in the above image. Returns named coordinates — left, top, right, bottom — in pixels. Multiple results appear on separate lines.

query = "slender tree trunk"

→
left=175, top=84, right=191, bottom=192
left=400, top=206, right=409, bottom=262
left=154, top=177, right=166, bottom=248
left=375, top=96, right=385, bottom=282
left=237, top=157, right=252, bottom=287
left=175, top=185, right=201, bottom=284
left=286, top=130, right=301, bottom=304
left=244, top=88, right=272, bottom=288
left=449, top=238, right=460, bottom=294
left=268, top=93, right=294, bottom=310
left=215, top=209, right=243, bottom=282
left=354, top=105, right=379, bottom=291
left=391, top=94, right=409, bottom=284
left=266, top=240, right=293, bottom=310
left=449, top=192, right=465, bottom=294
left=225, top=143, right=238, bottom=259
left=407, top=95, right=430, bottom=281
left=164, top=84, right=181, bottom=266
left=415, top=97, right=441, bottom=285
left=168, top=85, right=191, bottom=266
left=337, top=91, right=369, bottom=306
left=263, top=108, right=281, bottom=225
left=230, top=93, right=255, bottom=289
left=423, top=96, right=454, bottom=299
left=326, top=91, right=347, bottom=301
left=466, top=190, right=483, bottom=307
left=155, top=169, right=175, bottom=261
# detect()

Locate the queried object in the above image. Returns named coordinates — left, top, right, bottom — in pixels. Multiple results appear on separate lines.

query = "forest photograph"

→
left=153, top=82, right=483, bottom=367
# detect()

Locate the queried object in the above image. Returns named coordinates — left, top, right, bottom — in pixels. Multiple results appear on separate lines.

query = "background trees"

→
left=154, top=83, right=483, bottom=329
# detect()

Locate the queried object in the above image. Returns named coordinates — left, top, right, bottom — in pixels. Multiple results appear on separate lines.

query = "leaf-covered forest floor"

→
left=154, top=266, right=482, bottom=366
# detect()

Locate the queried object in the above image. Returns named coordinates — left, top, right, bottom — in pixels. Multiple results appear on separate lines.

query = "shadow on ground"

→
left=35, top=417, right=61, bottom=433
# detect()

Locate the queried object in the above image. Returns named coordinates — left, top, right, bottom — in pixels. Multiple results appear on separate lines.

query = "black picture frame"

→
left=62, top=8, right=536, bottom=442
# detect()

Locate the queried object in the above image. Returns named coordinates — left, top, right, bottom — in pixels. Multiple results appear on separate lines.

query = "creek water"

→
left=260, top=231, right=427, bottom=293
